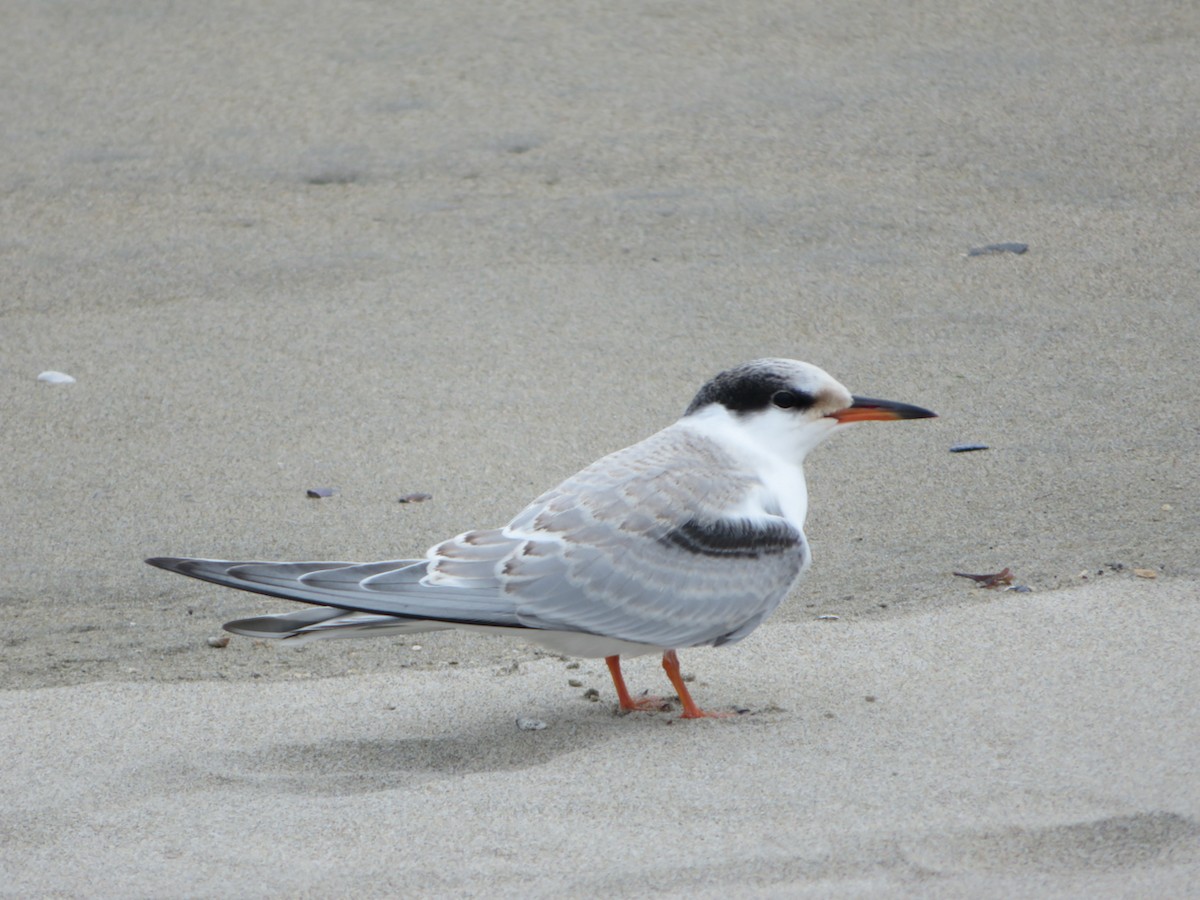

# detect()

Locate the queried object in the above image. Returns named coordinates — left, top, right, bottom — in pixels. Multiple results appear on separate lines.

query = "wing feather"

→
left=428, top=423, right=808, bottom=649
left=144, top=557, right=523, bottom=627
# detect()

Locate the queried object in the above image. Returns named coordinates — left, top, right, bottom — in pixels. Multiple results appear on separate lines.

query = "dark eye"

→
left=771, top=390, right=799, bottom=409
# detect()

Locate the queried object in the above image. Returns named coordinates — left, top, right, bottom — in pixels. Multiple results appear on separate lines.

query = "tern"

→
left=147, top=359, right=935, bottom=718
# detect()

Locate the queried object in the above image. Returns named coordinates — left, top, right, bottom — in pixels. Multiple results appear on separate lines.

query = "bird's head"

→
left=683, top=358, right=936, bottom=463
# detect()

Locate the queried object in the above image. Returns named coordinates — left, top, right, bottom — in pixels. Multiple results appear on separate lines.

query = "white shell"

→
left=37, top=371, right=76, bottom=384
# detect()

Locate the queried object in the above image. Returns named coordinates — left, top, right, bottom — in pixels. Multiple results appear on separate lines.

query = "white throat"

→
left=677, top=404, right=823, bottom=530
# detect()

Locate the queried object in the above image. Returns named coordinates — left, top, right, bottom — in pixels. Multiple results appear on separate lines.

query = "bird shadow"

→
left=181, top=704, right=673, bottom=796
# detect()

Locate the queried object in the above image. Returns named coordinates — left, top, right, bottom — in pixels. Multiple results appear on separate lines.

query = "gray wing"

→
left=427, top=425, right=808, bottom=649
left=144, top=557, right=523, bottom=627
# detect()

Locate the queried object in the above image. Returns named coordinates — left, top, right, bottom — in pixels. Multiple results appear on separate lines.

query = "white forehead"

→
left=749, top=358, right=837, bottom=390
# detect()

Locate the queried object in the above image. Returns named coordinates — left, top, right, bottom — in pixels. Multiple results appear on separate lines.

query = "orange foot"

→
left=603, top=653, right=741, bottom=719
left=605, top=657, right=671, bottom=713
left=620, top=693, right=673, bottom=714
left=662, top=650, right=735, bottom=719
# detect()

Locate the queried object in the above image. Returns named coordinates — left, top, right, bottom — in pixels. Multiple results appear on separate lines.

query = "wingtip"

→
left=145, top=556, right=192, bottom=573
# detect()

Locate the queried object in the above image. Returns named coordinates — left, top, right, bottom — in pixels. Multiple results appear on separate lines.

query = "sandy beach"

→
left=3, top=1, right=1198, bottom=895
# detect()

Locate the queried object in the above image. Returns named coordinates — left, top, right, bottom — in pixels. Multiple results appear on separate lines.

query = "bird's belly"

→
left=518, top=629, right=665, bottom=658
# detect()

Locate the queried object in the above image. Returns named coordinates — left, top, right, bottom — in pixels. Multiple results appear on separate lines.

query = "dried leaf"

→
left=953, top=567, right=1014, bottom=588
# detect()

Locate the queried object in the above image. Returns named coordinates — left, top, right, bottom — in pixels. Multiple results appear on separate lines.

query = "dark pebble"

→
left=950, top=443, right=989, bottom=453
left=968, top=242, right=1029, bottom=256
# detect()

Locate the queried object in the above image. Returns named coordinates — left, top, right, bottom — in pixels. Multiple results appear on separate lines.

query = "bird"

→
left=147, top=359, right=935, bottom=718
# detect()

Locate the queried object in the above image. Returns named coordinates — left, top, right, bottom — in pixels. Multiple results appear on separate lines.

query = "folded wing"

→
left=431, top=425, right=809, bottom=648
left=144, top=557, right=523, bottom=628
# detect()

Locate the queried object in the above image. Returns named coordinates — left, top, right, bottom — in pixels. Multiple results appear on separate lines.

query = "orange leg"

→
left=661, top=650, right=731, bottom=719
left=605, top=656, right=670, bottom=712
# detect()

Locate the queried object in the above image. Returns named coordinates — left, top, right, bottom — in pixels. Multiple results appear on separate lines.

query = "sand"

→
left=2, top=0, right=1198, bottom=896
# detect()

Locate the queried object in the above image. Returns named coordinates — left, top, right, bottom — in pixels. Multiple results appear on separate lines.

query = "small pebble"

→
left=37, top=371, right=76, bottom=384
left=206, top=635, right=230, bottom=648
left=967, top=242, right=1029, bottom=256
left=568, top=678, right=583, bottom=687
left=398, top=493, right=433, bottom=504
left=950, top=443, right=989, bottom=453
left=1133, top=568, right=1157, bottom=579
left=516, top=717, right=547, bottom=731
left=306, top=488, right=335, bottom=498
left=816, top=614, right=840, bottom=621
left=1006, top=584, right=1033, bottom=593
left=583, top=688, right=600, bottom=702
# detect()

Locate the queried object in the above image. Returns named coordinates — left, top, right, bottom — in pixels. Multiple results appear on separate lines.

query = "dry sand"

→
left=2, top=1, right=1198, bottom=896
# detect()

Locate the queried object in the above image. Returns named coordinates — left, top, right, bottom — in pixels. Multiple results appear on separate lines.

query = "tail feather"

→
left=224, top=607, right=454, bottom=643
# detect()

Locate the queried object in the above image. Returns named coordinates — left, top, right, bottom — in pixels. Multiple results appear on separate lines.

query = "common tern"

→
left=147, top=359, right=935, bottom=718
